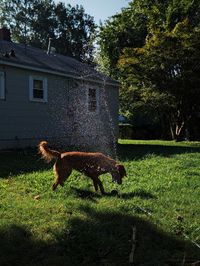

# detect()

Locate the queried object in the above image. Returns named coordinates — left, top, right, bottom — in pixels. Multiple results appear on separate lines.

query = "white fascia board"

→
left=0, top=60, right=119, bottom=87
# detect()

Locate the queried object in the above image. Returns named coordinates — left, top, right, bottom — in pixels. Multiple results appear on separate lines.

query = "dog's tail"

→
left=38, top=141, right=61, bottom=162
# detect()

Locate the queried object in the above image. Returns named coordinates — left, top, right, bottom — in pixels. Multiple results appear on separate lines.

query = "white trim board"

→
left=0, top=60, right=119, bottom=87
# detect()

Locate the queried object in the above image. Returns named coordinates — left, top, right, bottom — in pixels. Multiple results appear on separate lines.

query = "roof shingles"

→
left=0, top=40, right=118, bottom=85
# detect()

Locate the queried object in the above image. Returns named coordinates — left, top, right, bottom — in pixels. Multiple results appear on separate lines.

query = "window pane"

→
left=33, top=80, right=43, bottom=90
left=89, top=101, right=97, bottom=112
left=89, top=88, right=96, bottom=99
left=33, top=79, right=44, bottom=99
left=33, top=89, right=44, bottom=99
left=88, top=88, right=97, bottom=112
left=29, top=76, right=47, bottom=102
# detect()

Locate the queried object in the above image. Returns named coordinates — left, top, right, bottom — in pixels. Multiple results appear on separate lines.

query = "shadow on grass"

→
left=70, top=187, right=102, bottom=202
left=0, top=206, right=199, bottom=266
left=118, top=143, right=200, bottom=161
left=71, top=187, right=156, bottom=201
left=0, top=149, right=52, bottom=178
left=119, top=189, right=157, bottom=200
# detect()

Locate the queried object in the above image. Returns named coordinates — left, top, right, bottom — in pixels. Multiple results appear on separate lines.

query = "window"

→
left=0, top=71, right=5, bottom=100
left=29, top=76, right=47, bottom=102
left=88, top=88, right=98, bottom=112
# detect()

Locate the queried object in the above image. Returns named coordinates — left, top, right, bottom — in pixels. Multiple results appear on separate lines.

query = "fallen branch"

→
left=191, top=260, right=200, bottom=266
left=183, top=233, right=200, bottom=249
left=137, top=206, right=152, bottom=216
left=129, top=226, right=137, bottom=264
left=181, top=252, right=186, bottom=266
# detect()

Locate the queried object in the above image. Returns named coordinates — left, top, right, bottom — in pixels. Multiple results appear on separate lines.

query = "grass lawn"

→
left=0, top=140, right=200, bottom=265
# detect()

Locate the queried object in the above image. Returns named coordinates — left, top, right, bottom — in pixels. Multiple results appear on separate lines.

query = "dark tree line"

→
left=0, top=0, right=97, bottom=64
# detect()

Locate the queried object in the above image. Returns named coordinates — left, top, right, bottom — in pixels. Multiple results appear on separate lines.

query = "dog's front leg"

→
left=91, top=177, right=99, bottom=191
left=96, top=177, right=106, bottom=195
left=89, top=175, right=105, bottom=194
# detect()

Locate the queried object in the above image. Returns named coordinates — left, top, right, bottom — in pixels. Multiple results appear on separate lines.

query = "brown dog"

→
left=38, top=141, right=126, bottom=194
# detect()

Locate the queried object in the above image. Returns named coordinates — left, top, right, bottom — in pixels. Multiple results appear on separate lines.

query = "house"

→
left=0, top=28, right=119, bottom=156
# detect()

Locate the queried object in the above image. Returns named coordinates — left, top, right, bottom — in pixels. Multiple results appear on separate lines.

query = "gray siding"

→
left=0, top=65, right=118, bottom=155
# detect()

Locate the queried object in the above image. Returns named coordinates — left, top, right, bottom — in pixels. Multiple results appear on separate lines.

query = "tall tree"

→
left=0, top=0, right=55, bottom=45
left=54, top=3, right=96, bottom=63
left=118, top=1, right=200, bottom=140
left=98, top=3, right=147, bottom=78
left=0, top=0, right=97, bottom=63
left=99, top=0, right=200, bottom=140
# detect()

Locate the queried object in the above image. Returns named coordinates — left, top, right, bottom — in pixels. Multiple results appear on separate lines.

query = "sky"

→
left=54, top=0, right=130, bottom=24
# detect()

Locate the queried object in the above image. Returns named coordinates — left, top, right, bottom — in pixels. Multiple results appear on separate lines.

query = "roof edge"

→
left=0, top=59, right=119, bottom=87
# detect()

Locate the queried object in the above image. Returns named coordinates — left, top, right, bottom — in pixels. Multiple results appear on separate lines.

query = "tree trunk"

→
left=169, top=119, right=185, bottom=141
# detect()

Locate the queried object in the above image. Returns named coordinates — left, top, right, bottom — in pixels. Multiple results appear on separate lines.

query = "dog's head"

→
left=112, top=164, right=126, bottom=185
left=117, top=164, right=127, bottom=179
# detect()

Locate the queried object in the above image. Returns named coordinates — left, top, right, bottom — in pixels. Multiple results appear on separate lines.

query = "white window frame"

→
left=87, top=87, right=99, bottom=113
left=0, top=71, right=5, bottom=100
left=29, top=75, right=48, bottom=102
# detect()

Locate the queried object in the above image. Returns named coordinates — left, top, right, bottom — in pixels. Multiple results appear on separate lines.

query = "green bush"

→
left=119, top=123, right=133, bottom=139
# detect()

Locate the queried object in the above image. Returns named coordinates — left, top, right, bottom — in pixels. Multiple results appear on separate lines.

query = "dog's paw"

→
left=110, top=189, right=118, bottom=196
left=52, top=183, right=57, bottom=191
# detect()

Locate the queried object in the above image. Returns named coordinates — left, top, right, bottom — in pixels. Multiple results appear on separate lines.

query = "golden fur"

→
left=38, top=141, right=126, bottom=194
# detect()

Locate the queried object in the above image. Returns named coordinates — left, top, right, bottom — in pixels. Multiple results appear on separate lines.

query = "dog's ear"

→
left=116, top=164, right=127, bottom=178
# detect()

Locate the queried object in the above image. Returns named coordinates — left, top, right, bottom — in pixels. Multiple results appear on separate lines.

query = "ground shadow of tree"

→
left=0, top=206, right=199, bottom=266
left=0, top=150, right=52, bottom=178
left=118, top=143, right=200, bottom=161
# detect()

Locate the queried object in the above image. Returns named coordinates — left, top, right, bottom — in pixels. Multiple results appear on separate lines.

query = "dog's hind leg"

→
left=52, top=162, right=72, bottom=191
